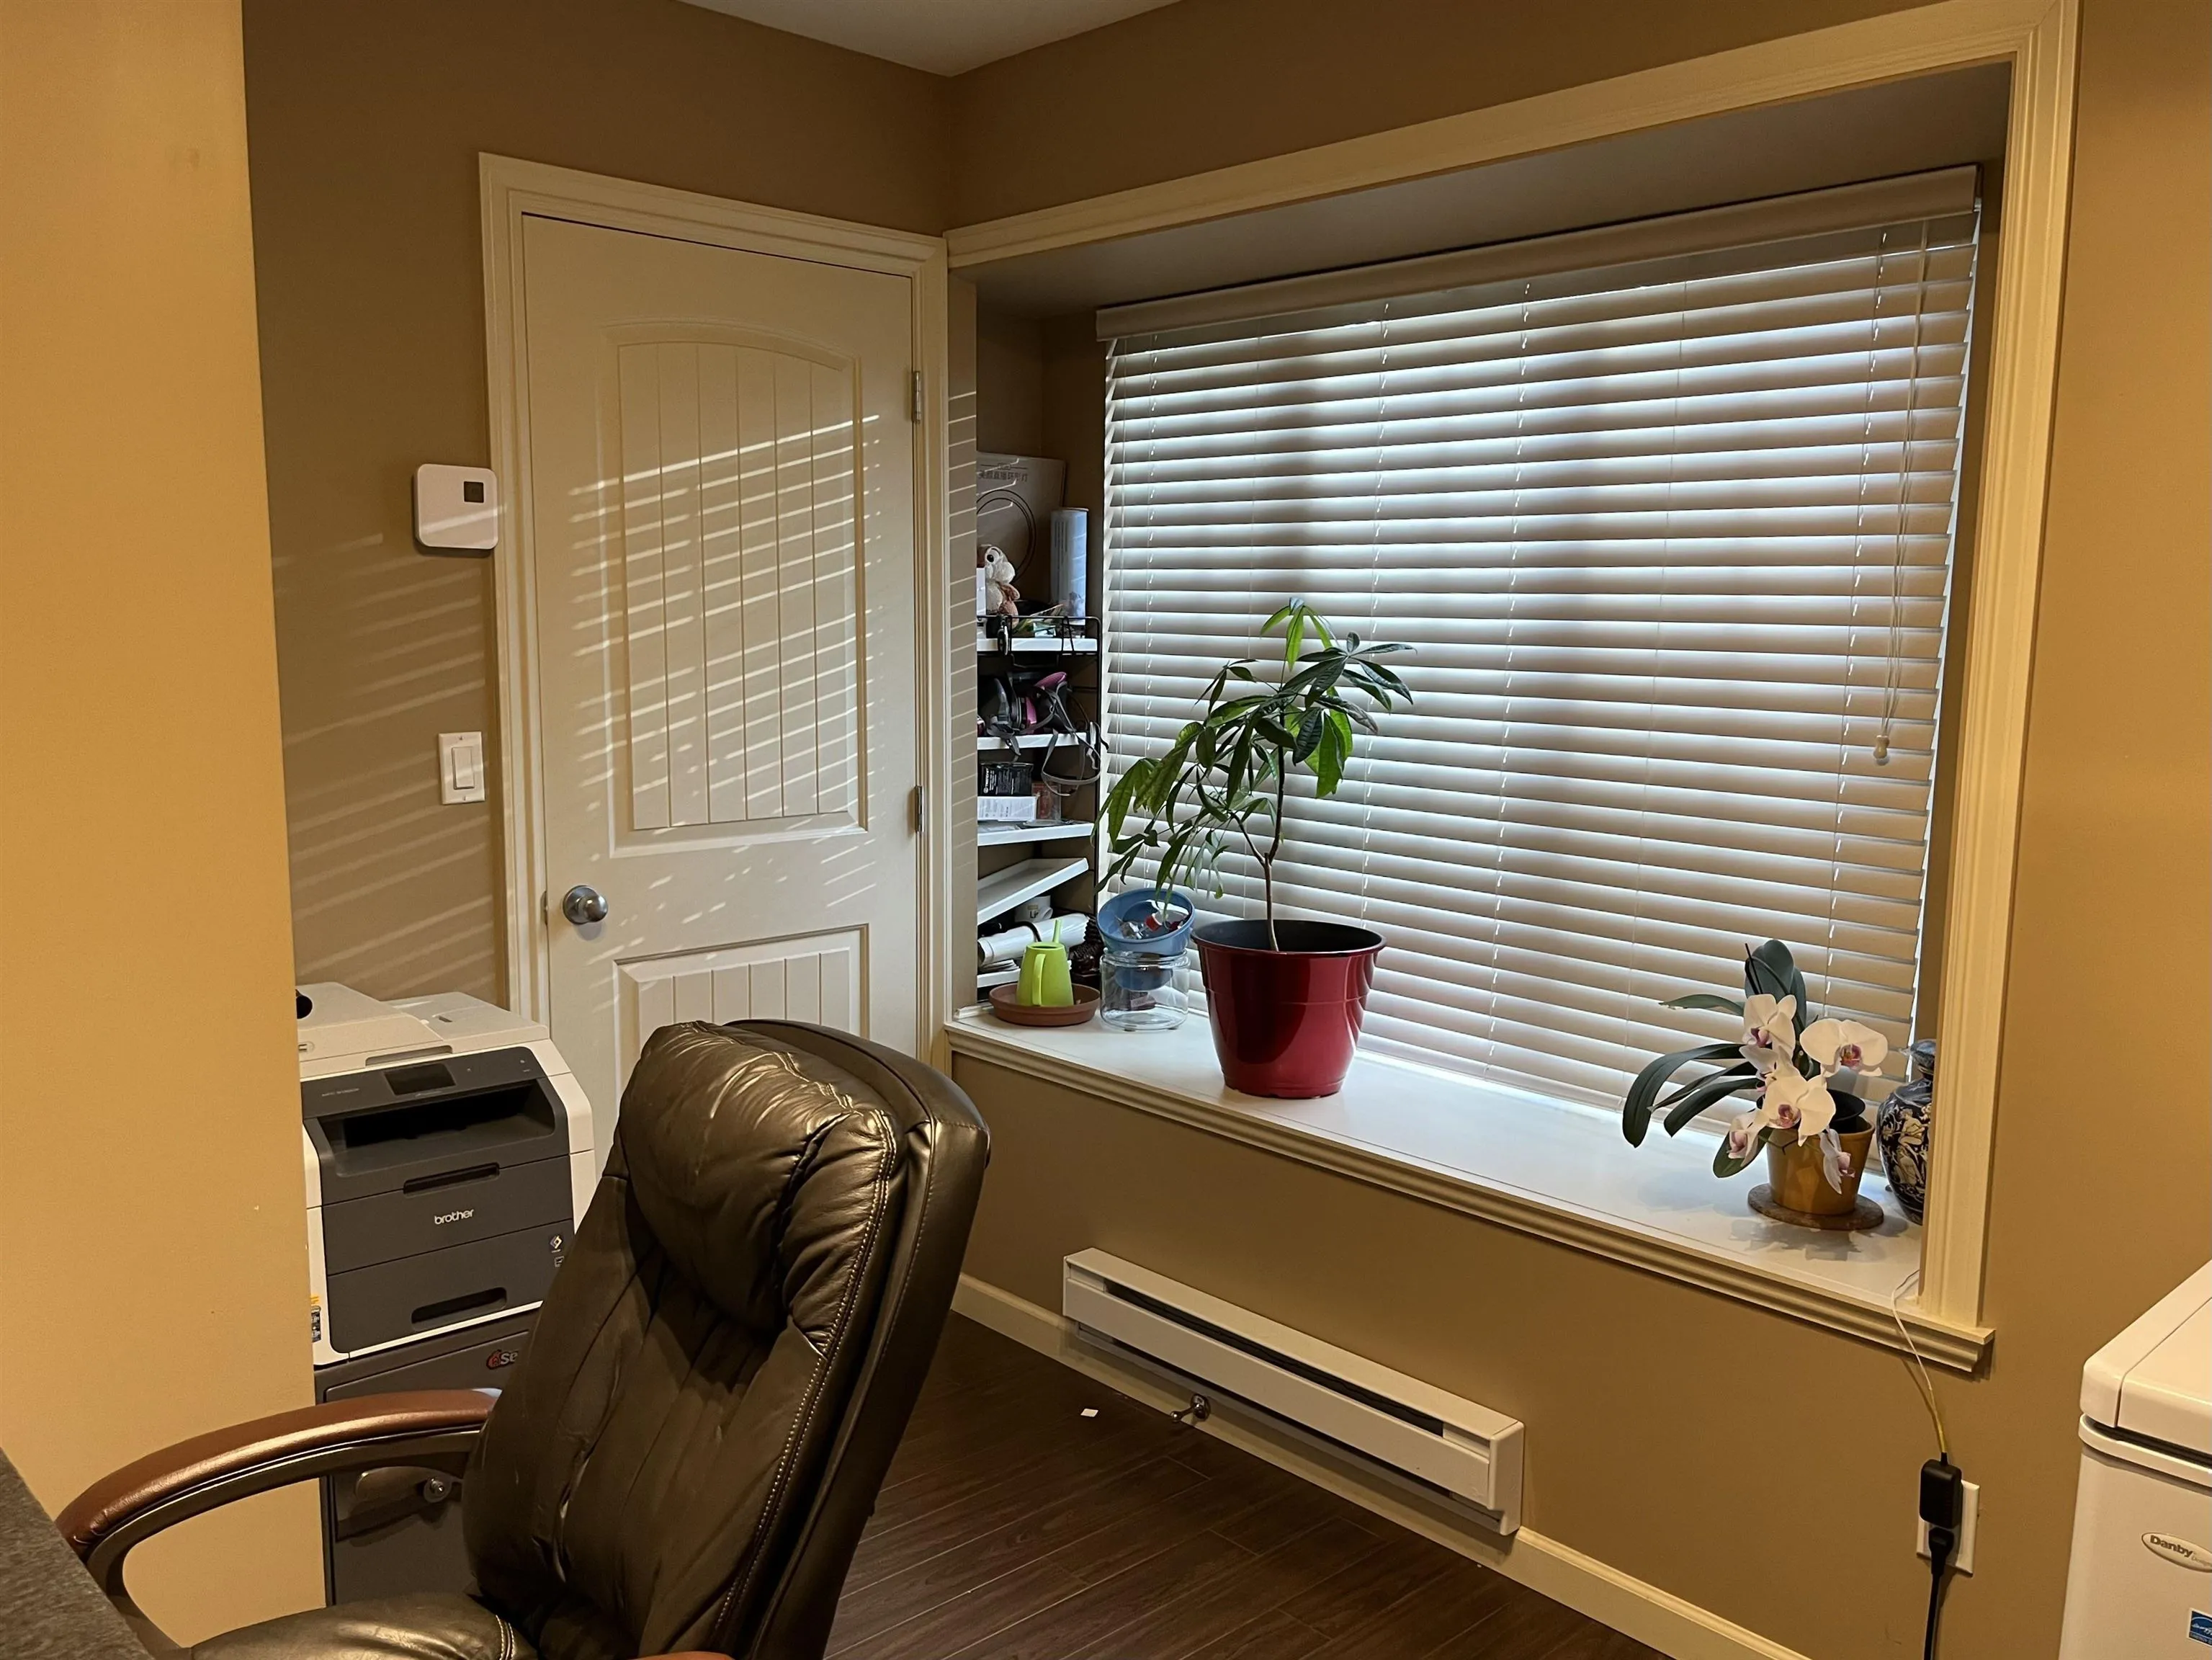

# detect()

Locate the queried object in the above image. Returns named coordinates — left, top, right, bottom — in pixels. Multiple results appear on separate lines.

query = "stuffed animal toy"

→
left=982, top=545, right=1021, bottom=619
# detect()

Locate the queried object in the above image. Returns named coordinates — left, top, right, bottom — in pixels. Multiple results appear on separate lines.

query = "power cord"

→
left=1891, top=1269, right=1948, bottom=1458
left=1894, top=1271, right=1960, bottom=1658
left=1921, top=1457, right=1962, bottom=1659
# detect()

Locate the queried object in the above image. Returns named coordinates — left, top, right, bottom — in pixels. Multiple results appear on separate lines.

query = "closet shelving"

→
left=976, top=630, right=1101, bottom=656
left=976, top=854, right=1092, bottom=925
left=979, top=821, right=1095, bottom=849
left=971, top=450, right=1103, bottom=999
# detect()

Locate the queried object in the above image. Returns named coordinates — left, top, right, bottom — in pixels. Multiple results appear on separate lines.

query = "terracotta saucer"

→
left=988, top=984, right=1098, bottom=1027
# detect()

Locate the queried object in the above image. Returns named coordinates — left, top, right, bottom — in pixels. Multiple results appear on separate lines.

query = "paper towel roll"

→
left=1050, top=509, right=1088, bottom=617
left=978, top=913, right=1090, bottom=965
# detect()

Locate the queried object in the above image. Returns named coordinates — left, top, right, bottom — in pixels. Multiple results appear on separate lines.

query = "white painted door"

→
left=521, top=213, right=919, bottom=1123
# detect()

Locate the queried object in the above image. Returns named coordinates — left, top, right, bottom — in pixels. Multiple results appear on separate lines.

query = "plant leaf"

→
left=1293, top=705, right=1327, bottom=763
left=1661, top=993, right=1745, bottom=1016
left=1658, top=1066, right=1760, bottom=1135
left=1621, top=1041, right=1742, bottom=1145
left=1744, top=940, right=1791, bottom=1003
left=1312, top=717, right=1348, bottom=797
left=1744, top=940, right=1811, bottom=1019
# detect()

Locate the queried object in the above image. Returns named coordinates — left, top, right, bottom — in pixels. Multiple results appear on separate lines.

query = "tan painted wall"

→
left=949, top=0, right=1935, bottom=225
left=242, top=0, right=949, bottom=1003
left=977, top=306, right=1046, bottom=457
left=0, top=0, right=322, bottom=1640
left=949, top=1, right=2211, bottom=1657
left=1040, top=317, right=1107, bottom=530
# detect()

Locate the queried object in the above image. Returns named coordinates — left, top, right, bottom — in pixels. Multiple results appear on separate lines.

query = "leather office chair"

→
left=57, top=1022, right=989, bottom=1660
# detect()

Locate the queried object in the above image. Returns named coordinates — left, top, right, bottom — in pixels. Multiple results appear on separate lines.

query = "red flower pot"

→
left=1194, top=920, right=1384, bottom=1098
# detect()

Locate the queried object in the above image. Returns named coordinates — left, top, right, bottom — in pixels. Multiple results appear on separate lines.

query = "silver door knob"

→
left=561, top=884, right=609, bottom=926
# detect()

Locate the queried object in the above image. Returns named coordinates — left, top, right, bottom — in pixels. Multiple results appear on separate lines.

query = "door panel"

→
left=616, top=930, right=861, bottom=1069
left=522, top=214, right=917, bottom=1127
left=612, top=332, right=859, bottom=839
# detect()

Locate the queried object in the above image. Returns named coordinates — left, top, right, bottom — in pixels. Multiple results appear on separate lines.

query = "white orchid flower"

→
left=1739, top=994, right=1799, bottom=1073
left=1760, top=1065, right=1837, bottom=1143
left=1800, top=1018, right=1889, bottom=1078
left=1723, top=1108, right=1765, bottom=1165
left=1817, top=1128, right=1855, bottom=1192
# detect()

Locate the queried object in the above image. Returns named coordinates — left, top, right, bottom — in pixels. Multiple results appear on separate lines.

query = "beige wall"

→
left=243, top=0, right=949, bottom=1003
left=977, top=306, right=1046, bottom=457
left=0, top=0, right=321, bottom=1639
left=950, top=0, right=1934, bottom=225
left=949, top=2, right=2211, bottom=1659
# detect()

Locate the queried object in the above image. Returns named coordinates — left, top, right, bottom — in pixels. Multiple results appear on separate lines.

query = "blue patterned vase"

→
left=1877, top=1039, right=1937, bottom=1224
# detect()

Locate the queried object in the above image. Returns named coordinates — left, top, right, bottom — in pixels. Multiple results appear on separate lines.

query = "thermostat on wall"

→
left=413, top=463, right=498, bottom=553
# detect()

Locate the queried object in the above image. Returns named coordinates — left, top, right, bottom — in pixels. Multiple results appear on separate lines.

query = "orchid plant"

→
left=1620, top=940, right=1891, bottom=1192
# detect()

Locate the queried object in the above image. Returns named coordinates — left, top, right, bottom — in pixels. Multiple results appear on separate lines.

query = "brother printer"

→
left=296, top=983, right=599, bottom=1602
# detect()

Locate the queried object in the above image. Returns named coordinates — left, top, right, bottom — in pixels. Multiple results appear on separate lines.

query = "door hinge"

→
left=910, top=784, right=927, bottom=834
left=910, top=369, right=924, bottom=424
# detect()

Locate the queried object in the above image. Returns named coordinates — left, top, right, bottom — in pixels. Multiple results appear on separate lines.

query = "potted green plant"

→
left=1620, top=938, right=1892, bottom=1226
left=1103, top=600, right=1412, bottom=1097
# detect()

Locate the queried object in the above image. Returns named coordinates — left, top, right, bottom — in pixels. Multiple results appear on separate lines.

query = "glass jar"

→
left=1100, top=944, right=1188, bottom=1031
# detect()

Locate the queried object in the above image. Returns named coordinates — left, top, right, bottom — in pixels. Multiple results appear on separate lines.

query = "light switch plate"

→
left=439, top=732, right=487, bottom=804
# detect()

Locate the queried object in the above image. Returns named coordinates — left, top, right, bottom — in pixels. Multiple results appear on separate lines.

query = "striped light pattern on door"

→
left=615, top=929, right=861, bottom=1086
left=616, top=337, right=860, bottom=835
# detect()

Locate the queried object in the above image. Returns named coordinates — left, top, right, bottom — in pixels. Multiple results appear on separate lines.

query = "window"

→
left=1103, top=173, right=1982, bottom=1111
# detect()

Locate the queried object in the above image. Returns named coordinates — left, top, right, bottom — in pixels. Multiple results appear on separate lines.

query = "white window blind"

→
left=1103, top=183, right=1982, bottom=1110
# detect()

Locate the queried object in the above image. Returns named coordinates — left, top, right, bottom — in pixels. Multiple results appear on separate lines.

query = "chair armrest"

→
left=57, top=1389, right=494, bottom=1649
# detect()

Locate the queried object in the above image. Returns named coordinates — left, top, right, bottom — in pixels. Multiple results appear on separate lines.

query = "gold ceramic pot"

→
left=1763, top=1126, right=1875, bottom=1215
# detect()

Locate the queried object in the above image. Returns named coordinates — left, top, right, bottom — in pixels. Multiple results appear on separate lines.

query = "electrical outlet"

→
left=1917, top=1478, right=1979, bottom=1575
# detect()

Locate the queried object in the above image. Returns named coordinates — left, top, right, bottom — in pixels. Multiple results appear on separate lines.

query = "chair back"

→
left=462, top=1021, right=988, bottom=1659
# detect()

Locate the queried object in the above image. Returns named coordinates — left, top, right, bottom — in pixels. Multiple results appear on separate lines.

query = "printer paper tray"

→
left=323, top=1155, right=571, bottom=1274
left=328, top=1223, right=567, bottom=1357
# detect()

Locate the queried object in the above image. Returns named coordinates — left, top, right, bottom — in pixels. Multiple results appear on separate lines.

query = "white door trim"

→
left=479, top=154, right=955, bottom=1053
left=944, top=0, right=2080, bottom=1340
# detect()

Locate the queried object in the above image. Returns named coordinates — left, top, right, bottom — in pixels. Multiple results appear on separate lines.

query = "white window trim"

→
left=948, top=1007, right=1991, bottom=1371
left=944, top=0, right=2080, bottom=1346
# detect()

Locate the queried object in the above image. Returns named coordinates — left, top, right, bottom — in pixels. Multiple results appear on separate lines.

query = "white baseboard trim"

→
left=951, top=1272, right=1810, bottom=1660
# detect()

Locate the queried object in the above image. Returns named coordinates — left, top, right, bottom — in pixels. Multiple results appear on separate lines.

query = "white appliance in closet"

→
left=2057, top=1263, right=2212, bottom=1657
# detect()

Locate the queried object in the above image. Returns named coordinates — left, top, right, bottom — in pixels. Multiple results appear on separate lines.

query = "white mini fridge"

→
left=2058, top=1264, right=2212, bottom=1657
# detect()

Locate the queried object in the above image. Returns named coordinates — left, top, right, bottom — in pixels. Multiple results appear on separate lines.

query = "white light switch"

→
left=439, top=732, right=487, bottom=804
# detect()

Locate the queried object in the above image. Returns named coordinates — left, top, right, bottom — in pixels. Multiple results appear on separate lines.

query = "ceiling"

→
left=676, top=0, right=1178, bottom=75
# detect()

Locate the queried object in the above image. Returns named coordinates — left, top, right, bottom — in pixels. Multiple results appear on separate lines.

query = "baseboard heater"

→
left=1062, top=1249, right=1523, bottom=1533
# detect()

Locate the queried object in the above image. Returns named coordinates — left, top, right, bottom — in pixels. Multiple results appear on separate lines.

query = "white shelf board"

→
left=977, top=733, right=1070, bottom=752
left=978, top=820, right=1095, bottom=848
left=977, top=854, right=1090, bottom=924
left=977, top=630, right=1100, bottom=655
left=977, top=966, right=1020, bottom=990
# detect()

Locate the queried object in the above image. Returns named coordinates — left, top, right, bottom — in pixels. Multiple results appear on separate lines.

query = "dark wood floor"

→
left=828, top=1316, right=1660, bottom=1660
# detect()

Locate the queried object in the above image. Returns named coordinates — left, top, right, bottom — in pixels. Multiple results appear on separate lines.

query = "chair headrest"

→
left=615, top=1023, right=904, bottom=1345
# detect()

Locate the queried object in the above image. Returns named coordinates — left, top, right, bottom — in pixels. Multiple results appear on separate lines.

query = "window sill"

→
left=946, top=1009, right=1992, bottom=1373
